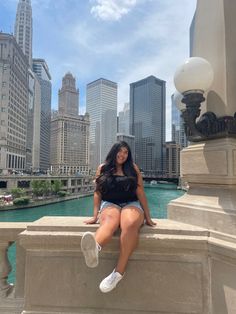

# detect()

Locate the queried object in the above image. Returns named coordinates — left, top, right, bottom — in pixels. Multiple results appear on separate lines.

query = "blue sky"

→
left=1, top=0, right=196, bottom=139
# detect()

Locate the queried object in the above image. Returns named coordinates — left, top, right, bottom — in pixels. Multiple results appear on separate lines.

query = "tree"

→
left=51, top=180, right=62, bottom=195
left=31, top=180, right=51, bottom=197
left=11, top=187, right=26, bottom=198
left=42, top=180, right=51, bottom=196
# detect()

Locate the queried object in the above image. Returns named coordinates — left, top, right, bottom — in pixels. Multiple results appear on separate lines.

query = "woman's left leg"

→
left=99, top=206, right=144, bottom=293
left=116, top=207, right=144, bottom=274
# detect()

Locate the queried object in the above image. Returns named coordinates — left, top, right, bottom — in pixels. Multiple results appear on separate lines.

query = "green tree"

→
left=11, top=187, right=26, bottom=198
left=31, top=180, right=46, bottom=197
left=51, top=180, right=62, bottom=195
left=42, top=180, right=51, bottom=196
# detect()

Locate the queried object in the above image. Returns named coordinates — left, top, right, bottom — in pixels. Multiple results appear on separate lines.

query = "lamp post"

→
left=174, top=57, right=236, bottom=142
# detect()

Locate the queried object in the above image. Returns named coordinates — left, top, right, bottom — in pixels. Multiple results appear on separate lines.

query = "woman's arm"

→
left=84, top=164, right=103, bottom=224
left=134, top=164, right=156, bottom=226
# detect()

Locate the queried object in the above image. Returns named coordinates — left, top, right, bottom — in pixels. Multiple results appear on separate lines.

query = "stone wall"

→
left=16, top=217, right=236, bottom=314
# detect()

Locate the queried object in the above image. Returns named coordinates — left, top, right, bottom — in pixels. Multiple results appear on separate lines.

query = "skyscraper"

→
left=117, top=134, right=135, bottom=157
left=86, top=78, right=117, bottom=170
left=171, top=94, right=188, bottom=148
left=118, top=102, right=130, bottom=135
left=0, top=33, right=29, bottom=173
left=50, top=73, right=89, bottom=175
left=130, top=75, right=166, bottom=176
left=26, top=69, right=41, bottom=172
left=58, top=73, right=79, bottom=116
left=165, top=141, right=181, bottom=179
left=33, top=59, right=52, bottom=172
left=14, top=0, right=33, bottom=66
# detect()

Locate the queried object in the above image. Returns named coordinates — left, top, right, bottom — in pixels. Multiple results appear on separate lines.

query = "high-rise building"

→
left=0, top=33, right=29, bottom=174
left=118, top=102, right=130, bottom=135
left=58, top=72, right=79, bottom=116
left=26, top=69, right=41, bottom=172
left=33, top=58, right=52, bottom=172
left=130, top=75, right=166, bottom=176
left=50, top=73, right=89, bottom=175
left=171, top=94, right=188, bottom=148
left=165, top=141, right=181, bottom=178
left=86, top=78, right=117, bottom=170
left=117, top=134, right=135, bottom=158
left=14, top=0, right=33, bottom=67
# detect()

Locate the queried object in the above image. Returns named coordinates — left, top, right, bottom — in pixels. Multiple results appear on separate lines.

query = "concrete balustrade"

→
left=0, top=223, right=27, bottom=313
left=0, top=218, right=235, bottom=313
left=9, top=216, right=234, bottom=314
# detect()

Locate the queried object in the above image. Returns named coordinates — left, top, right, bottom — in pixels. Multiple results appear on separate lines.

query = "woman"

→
left=81, top=141, right=156, bottom=293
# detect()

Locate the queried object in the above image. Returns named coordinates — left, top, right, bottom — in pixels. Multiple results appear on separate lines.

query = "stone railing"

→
left=1, top=218, right=236, bottom=314
left=0, top=222, right=27, bottom=313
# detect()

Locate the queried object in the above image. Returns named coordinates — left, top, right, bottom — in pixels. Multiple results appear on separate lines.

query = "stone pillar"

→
left=190, top=0, right=236, bottom=116
left=169, top=2, right=236, bottom=312
left=168, top=138, right=236, bottom=235
left=169, top=0, right=236, bottom=236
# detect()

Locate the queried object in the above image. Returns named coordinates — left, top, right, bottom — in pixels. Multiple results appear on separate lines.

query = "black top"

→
left=100, top=175, right=138, bottom=204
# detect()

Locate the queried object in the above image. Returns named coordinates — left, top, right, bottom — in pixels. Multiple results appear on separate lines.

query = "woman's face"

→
left=116, top=147, right=129, bottom=165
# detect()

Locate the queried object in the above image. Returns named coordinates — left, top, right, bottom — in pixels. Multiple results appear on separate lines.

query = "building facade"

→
left=50, top=73, right=89, bottom=175
left=58, top=72, right=79, bottom=116
left=165, top=141, right=181, bottom=178
left=130, top=75, right=166, bottom=176
left=33, top=59, right=52, bottom=172
left=118, top=102, right=130, bottom=135
left=26, top=69, right=41, bottom=172
left=0, top=33, right=29, bottom=174
left=50, top=114, right=89, bottom=175
left=14, top=0, right=33, bottom=67
left=86, top=78, right=117, bottom=171
left=171, top=94, right=188, bottom=148
left=117, top=133, right=135, bottom=158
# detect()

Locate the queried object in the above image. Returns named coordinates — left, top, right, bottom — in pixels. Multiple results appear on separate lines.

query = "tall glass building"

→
left=86, top=78, right=117, bottom=171
left=33, top=59, right=52, bottom=172
left=130, top=75, right=166, bottom=176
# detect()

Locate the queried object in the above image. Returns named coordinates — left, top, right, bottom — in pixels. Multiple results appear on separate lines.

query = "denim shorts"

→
left=100, top=200, right=143, bottom=213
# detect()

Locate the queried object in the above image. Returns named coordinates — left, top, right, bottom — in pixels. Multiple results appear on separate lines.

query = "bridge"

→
left=142, top=175, right=179, bottom=184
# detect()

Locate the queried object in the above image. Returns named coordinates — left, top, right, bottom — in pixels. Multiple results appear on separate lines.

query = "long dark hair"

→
left=95, top=141, right=138, bottom=193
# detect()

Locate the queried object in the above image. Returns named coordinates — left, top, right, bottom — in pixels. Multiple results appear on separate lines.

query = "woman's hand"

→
left=84, top=216, right=98, bottom=224
left=145, top=217, right=156, bottom=227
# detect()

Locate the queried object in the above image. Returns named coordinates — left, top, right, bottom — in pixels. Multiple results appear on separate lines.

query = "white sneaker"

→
left=81, top=231, right=99, bottom=268
left=99, top=269, right=123, bottom=293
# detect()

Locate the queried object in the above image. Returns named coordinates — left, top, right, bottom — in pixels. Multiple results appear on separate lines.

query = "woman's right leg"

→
left=81, top=206, right=120, bottom=268
left=95, top=206, right=120, bottom=247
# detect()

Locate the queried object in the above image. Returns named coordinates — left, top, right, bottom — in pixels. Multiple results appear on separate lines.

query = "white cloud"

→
left=90, top=0, right=137, bottom=21
left=2, top=0, right=196, bottom=139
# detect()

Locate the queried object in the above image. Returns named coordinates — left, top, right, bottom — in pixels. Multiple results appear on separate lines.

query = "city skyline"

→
left=0, top=0, right=196, bottom=140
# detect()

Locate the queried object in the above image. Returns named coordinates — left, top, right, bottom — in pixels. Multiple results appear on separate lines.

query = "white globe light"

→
left=173, top=91, right=186, bottom=111
left=174, top=57, right=214, bottom=94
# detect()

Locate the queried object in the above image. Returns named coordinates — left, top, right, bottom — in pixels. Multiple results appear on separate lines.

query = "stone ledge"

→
left=0, top=223, right=27, bottom=241
left=26, top=216, right=209, bottom=234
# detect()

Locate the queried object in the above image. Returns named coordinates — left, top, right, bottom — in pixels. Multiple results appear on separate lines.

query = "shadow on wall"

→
left=206, top=90, right=227, bottom=116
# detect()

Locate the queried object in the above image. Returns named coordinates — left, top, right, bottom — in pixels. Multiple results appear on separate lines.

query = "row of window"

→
left=7, top=154, right=25, bottom=169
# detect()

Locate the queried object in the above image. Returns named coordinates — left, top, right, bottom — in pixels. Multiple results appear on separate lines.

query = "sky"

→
left=0, top=0, right=197, bottom=140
